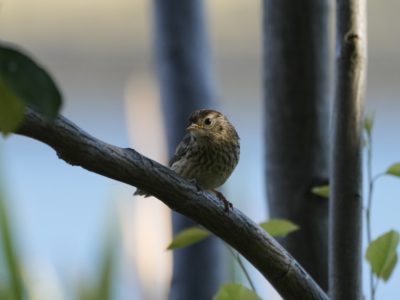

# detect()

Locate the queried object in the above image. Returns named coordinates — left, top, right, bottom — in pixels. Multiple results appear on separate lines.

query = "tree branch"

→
left=329, top=0, right=366, bottom=299
left=262, top=0, right=332, bottom=291
left=14, top=108, right=328, bottom=300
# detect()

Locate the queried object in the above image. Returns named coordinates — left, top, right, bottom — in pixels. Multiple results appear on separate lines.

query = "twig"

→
left=365, top=131, right=385, bottom=300
left=365, top=131, right=375, bottom=300
left=226, top=246, right=257, bottom=294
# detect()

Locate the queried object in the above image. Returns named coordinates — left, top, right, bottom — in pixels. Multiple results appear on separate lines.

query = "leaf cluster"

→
left=167, top=218, right=299, bottom=299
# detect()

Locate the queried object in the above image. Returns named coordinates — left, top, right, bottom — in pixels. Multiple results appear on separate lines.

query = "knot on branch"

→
left=344, top=32, right=361, bottom=43
left=337, top=31, right=366, bottom=67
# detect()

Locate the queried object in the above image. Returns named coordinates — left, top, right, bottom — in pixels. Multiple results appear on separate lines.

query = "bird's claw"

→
left=189, top=179, right=203, bottom=192
left=212, top=190, right=233, bottom=213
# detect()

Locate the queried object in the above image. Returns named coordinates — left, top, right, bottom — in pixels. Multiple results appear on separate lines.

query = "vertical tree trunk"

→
left=153, top=1, right=225, bottom=299
left=262, top=1, right=333, bottom=291
left=329, top=0, right=366, bottom=299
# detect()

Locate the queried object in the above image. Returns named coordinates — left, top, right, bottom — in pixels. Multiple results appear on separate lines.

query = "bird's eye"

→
left=204, top=117, right=212, bottom=126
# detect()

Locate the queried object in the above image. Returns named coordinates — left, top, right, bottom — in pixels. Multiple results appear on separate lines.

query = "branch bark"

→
left=329, top=0, right=367, bottom=299
left=263, top=0, right=333, bottom=291
left=14, top=108, right=329, bottom=300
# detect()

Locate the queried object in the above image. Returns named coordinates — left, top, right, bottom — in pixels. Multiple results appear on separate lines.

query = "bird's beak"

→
left=186, top=123, right=201, bottom=132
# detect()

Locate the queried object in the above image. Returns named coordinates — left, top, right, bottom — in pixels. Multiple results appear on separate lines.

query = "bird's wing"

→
left=168, top=133, right=193, bottom=167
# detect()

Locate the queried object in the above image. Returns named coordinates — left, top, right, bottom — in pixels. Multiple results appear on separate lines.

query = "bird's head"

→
left=186, top=109, right=238, bottom=142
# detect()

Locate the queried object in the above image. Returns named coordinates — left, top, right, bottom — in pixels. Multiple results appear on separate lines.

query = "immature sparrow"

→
left=135, top=109, right=240, bottom=211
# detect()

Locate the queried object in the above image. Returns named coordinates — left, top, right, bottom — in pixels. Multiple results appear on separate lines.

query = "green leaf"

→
left=77, top=221, right=116, bottom=300
left=366, top=230, right=399, bottom=281
left=78, top=285, right=96, bottom=300
left=0, top=193, right=24, bottom=299
left=364, top=112, right=374, bottom=136
left=0, top=288, right=14, bottom=300
left=260, top=219, right=299, bottom=238
left=0, top=43, right=62, bottom=121
left=0, top=79, right=24, bottom=135
left=213, top=283, right=261, bottom=300
left=386, top=163, right=400, bottom=177
left=311, top=185, right=330, bottom=198
left=94, top=232, right=115, bottom=300
left=167, top=227, right=210, bottom=250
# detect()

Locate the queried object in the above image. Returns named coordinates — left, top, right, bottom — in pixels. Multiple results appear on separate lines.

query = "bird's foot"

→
left=212, top=189, right=233, bottom=213
left=188, top=179, right=203, bottom=192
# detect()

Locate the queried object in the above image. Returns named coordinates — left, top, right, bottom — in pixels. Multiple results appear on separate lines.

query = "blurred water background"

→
left=0, top=1, right=399, bottom=299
